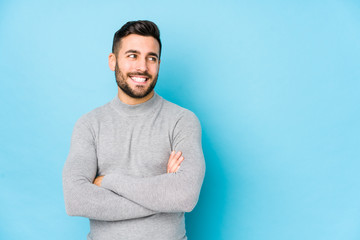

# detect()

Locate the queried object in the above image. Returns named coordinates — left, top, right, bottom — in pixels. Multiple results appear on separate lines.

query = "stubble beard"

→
left=115, top=62, right=158, bottom=99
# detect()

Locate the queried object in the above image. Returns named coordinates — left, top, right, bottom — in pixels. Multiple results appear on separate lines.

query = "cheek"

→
left=149, top=64, right=160, bottom=75
left=117, top=61, right=133, bottom=72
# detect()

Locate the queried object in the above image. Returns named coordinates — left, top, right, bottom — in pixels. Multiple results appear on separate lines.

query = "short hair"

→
left=112, top=20, right=162, bottom=58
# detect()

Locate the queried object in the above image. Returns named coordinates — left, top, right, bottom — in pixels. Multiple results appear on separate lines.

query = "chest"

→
left=95, top=116, right=173, bottom=177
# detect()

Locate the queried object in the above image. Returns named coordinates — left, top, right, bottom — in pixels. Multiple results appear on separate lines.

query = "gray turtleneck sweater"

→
left=62, top=93, right=205, bottom=240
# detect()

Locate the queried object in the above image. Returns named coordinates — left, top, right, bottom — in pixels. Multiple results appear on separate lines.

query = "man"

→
left=62, top=20, right=206, bottom=240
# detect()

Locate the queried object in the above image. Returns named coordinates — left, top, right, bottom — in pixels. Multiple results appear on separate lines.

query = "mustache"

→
left=127, top=71, right=152, bottom=78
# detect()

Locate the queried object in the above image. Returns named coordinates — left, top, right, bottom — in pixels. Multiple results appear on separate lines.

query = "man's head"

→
left=112, top=20, right=162, bottom=59
left=109, top=21, right=162, bottom=104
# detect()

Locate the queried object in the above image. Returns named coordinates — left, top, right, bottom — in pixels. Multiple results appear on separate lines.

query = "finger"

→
left=94, top=176, right=104, bottom=186
left=172, top=151, right=182, bottom=159
left=168, top=151, right=181, bottom=167
left=169, top=150, right=175, bottom=160
left=169, top=156, right=184, bottom=173
left=167, top=151, right=176, bottom=173
left=167, top=151, right=176, bottom=165
left=176, top=155, right=184, bottom=164
left=168, top=151, right=182, bottom=169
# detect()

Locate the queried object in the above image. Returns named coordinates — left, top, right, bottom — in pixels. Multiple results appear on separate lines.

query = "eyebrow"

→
left=125, top=49, right=140, bottom=55
left=148, top=52, right=159, bottom=59
left=124, top=49, right=159, bottom=59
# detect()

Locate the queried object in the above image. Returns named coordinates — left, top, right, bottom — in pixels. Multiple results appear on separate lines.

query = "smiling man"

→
left=62, top=20, right=206, bottom=240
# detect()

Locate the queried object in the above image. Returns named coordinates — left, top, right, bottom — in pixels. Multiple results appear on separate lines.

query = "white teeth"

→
left=131, top=77, right=147, bottom=83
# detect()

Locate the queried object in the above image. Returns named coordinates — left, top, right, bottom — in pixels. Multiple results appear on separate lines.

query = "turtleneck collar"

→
left=110, top=92, right=162, bottom=116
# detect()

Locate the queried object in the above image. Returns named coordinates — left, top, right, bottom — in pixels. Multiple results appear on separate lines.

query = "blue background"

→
left=1, top=0, right=360, bottom=239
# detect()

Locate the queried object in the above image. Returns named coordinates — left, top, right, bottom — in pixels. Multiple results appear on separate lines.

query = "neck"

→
left=117, top=87, right=155, bottom=105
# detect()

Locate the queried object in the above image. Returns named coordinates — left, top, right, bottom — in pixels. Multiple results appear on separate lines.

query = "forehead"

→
left=118, top=34, right=160, bottom=55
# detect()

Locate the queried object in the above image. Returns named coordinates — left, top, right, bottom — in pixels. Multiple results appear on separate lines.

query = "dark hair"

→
left=112, top=20, right=162, bottom=58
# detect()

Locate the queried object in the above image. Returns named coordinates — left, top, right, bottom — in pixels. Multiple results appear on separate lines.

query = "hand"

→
left=93, top=176, right=104, bottom=186
left=167, top=151, right=184, bottom=173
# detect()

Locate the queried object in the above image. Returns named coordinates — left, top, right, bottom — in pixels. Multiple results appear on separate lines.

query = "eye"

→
left=148, top=56, right=157, bottom=62
left=128, top=54, right=137, bottom=59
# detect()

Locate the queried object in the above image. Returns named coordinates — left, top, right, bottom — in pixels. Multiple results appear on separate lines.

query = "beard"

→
left=115, top=62, right=158, bottom=99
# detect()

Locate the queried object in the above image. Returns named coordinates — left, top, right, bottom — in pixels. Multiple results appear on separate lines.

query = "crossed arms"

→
left=62, top=111, right=205, bottom=221
left=93, top=150, right=184, bottom=185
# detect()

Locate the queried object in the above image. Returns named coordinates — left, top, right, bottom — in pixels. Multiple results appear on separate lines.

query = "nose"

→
left=136, top=58, right=148, bottom=72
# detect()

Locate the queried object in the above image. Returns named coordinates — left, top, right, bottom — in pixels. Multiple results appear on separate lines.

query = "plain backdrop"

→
left=1, top=0, right=360, bottom=239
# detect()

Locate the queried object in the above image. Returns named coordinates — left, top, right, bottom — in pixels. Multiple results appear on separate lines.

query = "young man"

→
left=62, top=20, right=206, bottom=240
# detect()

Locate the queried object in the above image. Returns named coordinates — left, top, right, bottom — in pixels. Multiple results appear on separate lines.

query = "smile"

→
left=130, top=76, right=148, bottom=83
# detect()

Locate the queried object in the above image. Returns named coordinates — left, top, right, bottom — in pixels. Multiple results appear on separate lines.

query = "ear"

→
left=108, top=53, right=116, bottom=71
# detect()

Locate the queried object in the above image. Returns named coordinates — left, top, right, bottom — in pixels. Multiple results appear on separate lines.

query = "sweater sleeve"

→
left=101, top=111, right=206, bottom=213
left=62, top=117, right=157, bottom=221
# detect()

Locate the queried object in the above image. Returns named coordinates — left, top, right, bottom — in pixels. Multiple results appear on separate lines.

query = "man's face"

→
left=113, top=34, right=160, bottom=99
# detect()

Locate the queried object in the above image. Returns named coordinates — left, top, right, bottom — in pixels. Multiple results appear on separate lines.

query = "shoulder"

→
left=75, top=100, right=113, bottom=127
left=160, top=96, right=201, bottom=128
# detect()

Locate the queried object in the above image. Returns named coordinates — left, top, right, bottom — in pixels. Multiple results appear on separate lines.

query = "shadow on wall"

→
left=186, top=129, right=229, bottom=239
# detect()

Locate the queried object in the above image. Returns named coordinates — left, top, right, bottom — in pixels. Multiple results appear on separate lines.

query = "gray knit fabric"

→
left=62, top=92, right=205, bottom=240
